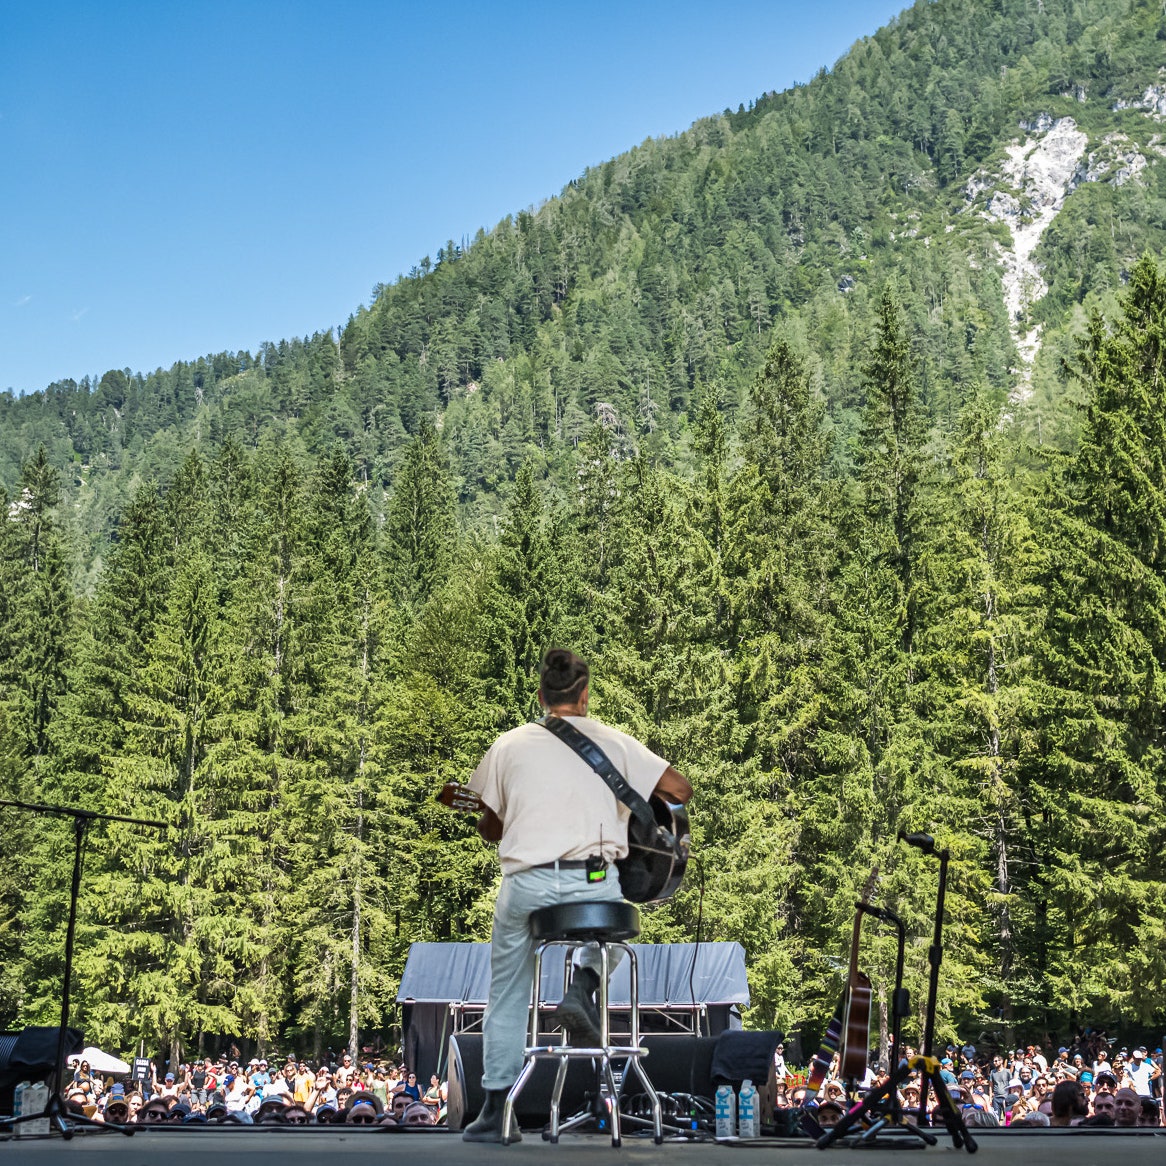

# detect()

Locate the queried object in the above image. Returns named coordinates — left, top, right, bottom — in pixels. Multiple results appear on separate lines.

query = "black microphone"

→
left=898, top=831, right=936, bottom=855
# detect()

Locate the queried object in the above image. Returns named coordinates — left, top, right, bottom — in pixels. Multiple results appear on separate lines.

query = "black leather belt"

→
left=528, top=859, right=591, bottom=870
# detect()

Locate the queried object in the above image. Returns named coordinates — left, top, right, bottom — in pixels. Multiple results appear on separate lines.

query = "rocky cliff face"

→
left=969, top=118, right=1087, bottom=404
left=965, top=103, right=1165, bottom=407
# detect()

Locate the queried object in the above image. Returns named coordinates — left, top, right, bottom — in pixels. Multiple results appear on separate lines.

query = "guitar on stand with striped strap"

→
left=838, top=866, right=879, bottom=1085
left=799, top=865, right=880, bottom=1136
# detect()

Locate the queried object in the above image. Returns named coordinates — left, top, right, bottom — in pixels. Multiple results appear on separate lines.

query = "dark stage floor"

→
left=3, top=1127, right=1165, bottom=1165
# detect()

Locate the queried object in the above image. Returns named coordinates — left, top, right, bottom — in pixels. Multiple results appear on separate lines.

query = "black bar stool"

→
left=501, top=900, right=663, bottom=1146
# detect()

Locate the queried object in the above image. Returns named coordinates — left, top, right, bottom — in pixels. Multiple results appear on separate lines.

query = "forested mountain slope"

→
left=4, top=0, right=1166, bottom=1060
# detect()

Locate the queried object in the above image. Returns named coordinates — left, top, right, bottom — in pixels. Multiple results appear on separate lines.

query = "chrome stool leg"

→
left=505, top=902, right=655, bottom=1148
left=501, top=941, right=548, bottom=1145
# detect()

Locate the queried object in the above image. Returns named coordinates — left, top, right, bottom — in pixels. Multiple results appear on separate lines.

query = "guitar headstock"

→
left=436, top=782, right=485, bottom=814
left=858, top=864, right=880, bottom=906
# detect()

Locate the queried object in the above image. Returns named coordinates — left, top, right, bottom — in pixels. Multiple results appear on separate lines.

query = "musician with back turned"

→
left=461, top=647, right=692, bottom=1143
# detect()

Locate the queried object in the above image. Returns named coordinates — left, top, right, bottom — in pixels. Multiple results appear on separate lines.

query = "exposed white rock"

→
left=976, top=117, right=1088, bottom=405
left=1112, top=84, right=1166, bottom=118
left=1113, top=154, right=1147, bottom=185
left=1139, top=84, right=1166, bottom=116
left=1074, top=133, right=1148, bottom=187
left=985, top=191, right=1021, bottom=221
left=1019, top=113, right=1054, bottom=134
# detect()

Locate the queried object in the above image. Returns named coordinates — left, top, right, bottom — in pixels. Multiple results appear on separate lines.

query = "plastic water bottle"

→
left=714, top=1082, right=736, bottom=1138
left=738, top=1078, right=759, bottom=1138
left=14, top=1080, right=49, bottom=1136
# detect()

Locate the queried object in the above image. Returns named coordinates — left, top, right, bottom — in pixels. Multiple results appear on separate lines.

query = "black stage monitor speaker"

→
left=0, top=1026, right=83, bottom=1116
left=446, top=1031, right=721, bottom=1130
left=630, top=1035, right=718, bottom=1100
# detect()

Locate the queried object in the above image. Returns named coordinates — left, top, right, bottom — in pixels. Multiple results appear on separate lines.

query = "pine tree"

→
left=920, top=390, right=1038, bottom=1027
left=384, top=423, right=457, bottom=615
left=3, top=447, right=73, bottom=760
left=1024, top=256, right=1166, bottom=1022
left=481, top=462, right=569, bottom=728
left=283, top=449, right=397, bottom=1056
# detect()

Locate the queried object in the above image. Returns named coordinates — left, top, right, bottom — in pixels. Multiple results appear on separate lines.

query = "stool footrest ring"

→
left=523, top=1044, right=649, bottom=1058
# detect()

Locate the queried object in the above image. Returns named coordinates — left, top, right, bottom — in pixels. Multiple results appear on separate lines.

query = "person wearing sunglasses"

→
left=346, top=1092, right=383, bottom=1126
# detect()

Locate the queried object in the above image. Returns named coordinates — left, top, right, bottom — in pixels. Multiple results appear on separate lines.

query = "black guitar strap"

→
left=539, top=715, right=657, bottom=831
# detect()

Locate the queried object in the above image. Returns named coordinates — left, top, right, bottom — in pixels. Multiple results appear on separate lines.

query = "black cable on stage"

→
left=687, top=854, right=706, bottom=1027
left=687, top=856, right=707, bottom=1105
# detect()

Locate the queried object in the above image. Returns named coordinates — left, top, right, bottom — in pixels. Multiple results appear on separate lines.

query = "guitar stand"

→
left=816, top=1055, right=976, bottom=1153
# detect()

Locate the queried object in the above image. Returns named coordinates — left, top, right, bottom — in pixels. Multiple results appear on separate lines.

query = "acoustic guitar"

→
left=436, top=782, right=690, bottom=904
left=837, top=865, right=879, bottom=1081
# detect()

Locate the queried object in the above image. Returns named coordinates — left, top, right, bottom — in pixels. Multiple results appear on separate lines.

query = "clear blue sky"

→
left=1, top=1, right=907, bottom=397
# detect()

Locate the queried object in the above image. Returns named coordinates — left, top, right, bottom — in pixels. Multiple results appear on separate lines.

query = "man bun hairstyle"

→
left=540, top=648, right=589, bottom=705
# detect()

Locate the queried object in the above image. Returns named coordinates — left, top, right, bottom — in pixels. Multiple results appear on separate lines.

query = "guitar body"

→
left=838, top=969, right=873, bottom=1079
left=835, top=866, right=879, bottom=1083
left=618, top=796, right=689, bottom=904
left=437, top=783, right=689, bottom=904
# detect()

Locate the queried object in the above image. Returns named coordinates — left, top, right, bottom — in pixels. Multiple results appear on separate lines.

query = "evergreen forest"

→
left=4, top=0, right=1166, bottom=1063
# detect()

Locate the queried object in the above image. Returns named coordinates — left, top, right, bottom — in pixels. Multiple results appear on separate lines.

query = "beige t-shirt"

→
left=468, top=717, right=669, bottom=875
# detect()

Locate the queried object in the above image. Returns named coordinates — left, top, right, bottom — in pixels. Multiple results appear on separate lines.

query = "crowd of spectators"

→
left=779, top=1036, right=1164, bottom=1130
left=62, top=1049, right=448, bottom=1127
left=56, top=1033, right=1166, bottom=1134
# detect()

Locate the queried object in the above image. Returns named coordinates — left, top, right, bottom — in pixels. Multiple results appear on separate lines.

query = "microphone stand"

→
left=817, top=904, right=936, bottom=1148
left=899, top=832, right=948, bottom=1125
left=0, top=798, right=167, bottom=1139
left=819, top=839, right=974, bottom=1154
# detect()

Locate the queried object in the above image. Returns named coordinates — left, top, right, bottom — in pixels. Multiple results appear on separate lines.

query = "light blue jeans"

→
left=481, top=864, right=624, bottom=1091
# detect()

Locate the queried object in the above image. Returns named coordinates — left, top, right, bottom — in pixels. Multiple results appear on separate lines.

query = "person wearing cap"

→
left=1004, top=1090, right=1030, bottom=1124
left=816, top=1100, right=845, bottom=1129
left=955, top=1071, right=982, bottom=1111
left=368, top=1067, right=389, bottom=1107
left=225, top=1070, right=254, bottom=1115
left=1094, top=1068, right=1118, bottom=1094
left=100, top=1084, right=130, bottom=1125
left=461, top=647, right=692, bottom=1144
left=255, top=1095, right=289, bottom=1124
left=252, top=1059, right=271, bottom=1090
left=266, top=1061, right=296, bottom=1100
left=1122, top=1046, right=1157, bottom=1096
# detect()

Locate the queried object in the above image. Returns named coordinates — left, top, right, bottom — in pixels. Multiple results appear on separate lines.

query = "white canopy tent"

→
left=67, top=1046, right=130, bottom=1075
